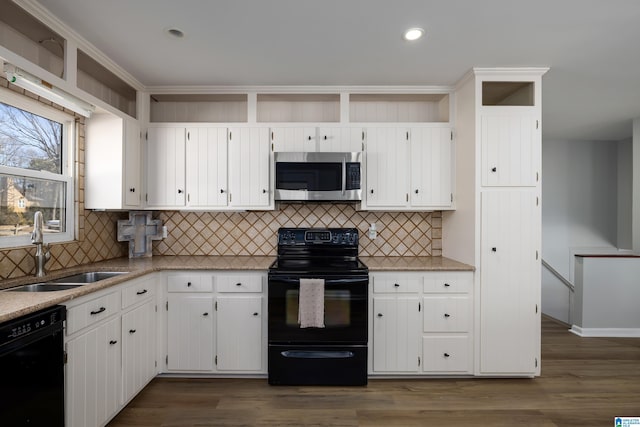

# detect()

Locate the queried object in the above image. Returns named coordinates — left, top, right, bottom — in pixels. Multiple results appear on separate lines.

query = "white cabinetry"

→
left=370, top=271, right=473, bottom=375
left=163, top=271, right=267, bottom=374
left=146, top=127, right=186, bottom=208
left=85, top=113, right=142, bottom=209
left=64, top=274, right=158, bottom=427
left=270, top=126, right=363, bottom=153
left=364, top=126, right=453, bottom=210
left=185, top=127, right=228, bottom=208
left=228, top=127, right=271, bottom=208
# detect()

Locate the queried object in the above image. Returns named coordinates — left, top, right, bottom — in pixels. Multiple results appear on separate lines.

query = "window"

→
left=0, top=87, right=75, bottom=248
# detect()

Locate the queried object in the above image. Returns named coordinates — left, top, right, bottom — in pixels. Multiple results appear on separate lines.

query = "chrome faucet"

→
left=31, top=211, right=51, bottom=277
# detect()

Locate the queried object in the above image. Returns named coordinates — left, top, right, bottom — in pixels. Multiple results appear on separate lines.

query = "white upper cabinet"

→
left=185, top=127, right=228, bottom=208
left=410, top=127, right=453, bottom=208
left=270, top=127, right=316, bottom=152
left=481, top=115, right=539, bottom=187
left=146, top=127, right=186, bottom=208
left=228, top=127, right=272, bottom=208
left=270, top=127, right=363, bottom=153
left=364, top=126, right=453, bottom=210
left=85, top=114, right=142, bottom=210
left=365, top=127, right=410, bottom=207
left=316, top=127, right=364, bottom=152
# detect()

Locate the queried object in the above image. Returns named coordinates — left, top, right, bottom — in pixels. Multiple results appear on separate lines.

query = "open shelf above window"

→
left=0, top=1, right=65, bottom=79
left=150, top=93, right=248, bottom=123
left=256, top=93, right=340, bottom=123
left=482, top=82, right=534, bottom=106
left=349, top=93, right=450, bottom=123
left=77, top=49, right=137, bottom=118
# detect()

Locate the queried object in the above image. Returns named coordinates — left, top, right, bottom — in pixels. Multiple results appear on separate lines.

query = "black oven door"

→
left=268, top=274, right=368, bottom=345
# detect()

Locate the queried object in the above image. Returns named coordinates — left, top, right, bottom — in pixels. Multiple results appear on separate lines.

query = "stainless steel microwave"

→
left=274, top=152, right=362, bottom=201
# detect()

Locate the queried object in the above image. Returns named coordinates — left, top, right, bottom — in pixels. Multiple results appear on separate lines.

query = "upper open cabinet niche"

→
left=77, top=50, right=137, bottom=118
left=0, top=0, right=65, bottom=79
left=150, top=94, right=248, bottom=123
left=257, top=94, right=340, bottom=123
left=349, top=93, right=450, bottom=123
left=482, top=81, right=534, bottom=106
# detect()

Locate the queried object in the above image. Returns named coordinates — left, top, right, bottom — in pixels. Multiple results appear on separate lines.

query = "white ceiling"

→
left=36, top=0, right=640, bottom=141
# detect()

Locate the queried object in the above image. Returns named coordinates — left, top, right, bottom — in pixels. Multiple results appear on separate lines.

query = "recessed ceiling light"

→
left=166, top=28, right=185, bottom=38
left=403, top=27, right=424, bottom=41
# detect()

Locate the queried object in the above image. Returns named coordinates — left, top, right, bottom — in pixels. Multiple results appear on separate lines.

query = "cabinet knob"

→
left=394, top=283, right=400, bottom=287
left=492, top=247, right=497, bottom=252
left=129, top=188, right=135, bottom=192
left=236, top=282, right=242, bottom=286
left=324, top=135, right=327, bottom=140
left=262, top=189, right=267, bottom=193
left=377, top=313, right=383, bottom=317
left=308, top=136, right=312, bottom=141
left=109, top=340, right=118, bottom=345
left=203, top=312, right=209, bottom=317
left=370, top=189, right=374, bottom=194
left=136, top=289, right=148, bottom=295
left=415, top=189, right=419, bottom=194
left=129, top=329, right=136, bottom=334
left=178, top=189, right=183, bottom=194
left=491, top=167, right=497, bottom=172
left=220, top=189, right=224, bottom=194
left=90, top=307, right=106, bottom=315
left=443, top=283, right=450, bottom=287
left=253, top=312, right=259, bottom=316
left=444, top=313, right=451, bottom=318
left=444, top=353, right=450, bottom=358
left=187, top=282, right=192, bottom=287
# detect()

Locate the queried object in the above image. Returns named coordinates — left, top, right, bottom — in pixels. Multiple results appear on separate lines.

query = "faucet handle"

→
left=44, top=243, right=51, bottom=261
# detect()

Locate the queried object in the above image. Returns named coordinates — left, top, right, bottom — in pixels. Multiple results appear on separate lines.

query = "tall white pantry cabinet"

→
left=445, top=68, right=547, bottom=377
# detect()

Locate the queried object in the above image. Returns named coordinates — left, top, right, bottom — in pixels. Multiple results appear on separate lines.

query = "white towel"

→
left=298, top=278, right=325, bottom=328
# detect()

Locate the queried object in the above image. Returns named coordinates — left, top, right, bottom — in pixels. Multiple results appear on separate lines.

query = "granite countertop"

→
left=361, top=256, right=475, bottom=271
left=1, top=255, right=474, bottom=323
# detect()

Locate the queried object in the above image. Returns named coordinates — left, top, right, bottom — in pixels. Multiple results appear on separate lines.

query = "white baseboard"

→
left=570, top=325, right=640, bottom=337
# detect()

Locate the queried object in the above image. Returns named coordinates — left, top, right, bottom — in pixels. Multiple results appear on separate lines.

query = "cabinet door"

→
left=480, top=191, right=540, bottom=374
left=146, top=127, right=186, bottom=207
left=317, top=127, right=364, bottom=152
left=228, top=127, right=271, bottom=208
left=167, top=294, right=214, bottom=371
left=365, top=128, right=409, bottom=207
left=122, top=300, right=156, bottom=403
left=422, top=296, right=470, bottom=332
left=66, top=317, right=121, bottom=427
left=410, top=127, right=452, bottom=208
left=216, top=296, right=263, bottom=371
left=270, top=127, right=316, bottom=152
left=123, top=118, right=142, bottom=208
left=422, top=336, right=470, bottom=373
left=372, top=296, right=420, bottom=372
left=186, top=127, right=228, bottom=207
left=481, top=115, right=539, bottom=187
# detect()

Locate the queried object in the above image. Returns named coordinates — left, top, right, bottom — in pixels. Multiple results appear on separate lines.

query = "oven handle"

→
left=270, top=277, right=367, bottom=285
left=281, top=350, right=355, bottom=359
left=341, top=158, right=346, bottom=196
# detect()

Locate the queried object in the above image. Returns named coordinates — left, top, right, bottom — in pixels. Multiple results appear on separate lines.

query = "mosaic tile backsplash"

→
left=155, top=204, right=440, bottom=257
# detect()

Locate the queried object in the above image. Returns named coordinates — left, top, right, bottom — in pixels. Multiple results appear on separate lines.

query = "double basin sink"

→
left=7, top=271, right=128, bottom=292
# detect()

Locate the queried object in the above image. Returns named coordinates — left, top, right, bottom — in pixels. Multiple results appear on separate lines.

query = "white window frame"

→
left=0, top=86, right=76, bottom=248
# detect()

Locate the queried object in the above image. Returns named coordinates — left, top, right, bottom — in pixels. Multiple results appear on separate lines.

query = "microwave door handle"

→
left=341, top=158, right=346, bottom=195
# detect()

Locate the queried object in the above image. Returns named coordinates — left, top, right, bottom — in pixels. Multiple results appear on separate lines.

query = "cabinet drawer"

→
left=66, top=291, right=120, bottom=335
left=216, top=274, right=263, bottom=293
left=423, top=272, right=472, bottom=293
left=422, top=336, right=471, bottom=373
left=167, top=274, right=212, bottom=292
left=422, top=296, right=470, bottom=332
left=372, top=275, right=421, bottom=293
left=122, top=276, right=156, bottom=309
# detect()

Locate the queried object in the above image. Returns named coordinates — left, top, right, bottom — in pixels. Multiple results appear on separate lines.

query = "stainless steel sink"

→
left=48, top=271, right=128, bottom=284
left=8, top=283, right=83, bottom=292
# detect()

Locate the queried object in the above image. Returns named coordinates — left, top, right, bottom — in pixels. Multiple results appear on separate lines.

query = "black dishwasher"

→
left=0, top=305, right=66, bottom=427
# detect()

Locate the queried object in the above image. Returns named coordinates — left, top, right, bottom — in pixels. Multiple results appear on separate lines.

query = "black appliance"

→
left=268, top=227, right=369, bottom=385
left=0, top=305, right=66, bottom=426
left=274, top=152, right=362, bottom=201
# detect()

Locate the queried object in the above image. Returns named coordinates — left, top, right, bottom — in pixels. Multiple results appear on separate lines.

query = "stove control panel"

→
left=278, top=228, right=359, bottom=246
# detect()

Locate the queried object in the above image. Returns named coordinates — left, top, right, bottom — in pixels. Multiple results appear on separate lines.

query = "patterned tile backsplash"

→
left=154, top=204, right=440, bottom=257
left=0, top=75, right=440, bottom=281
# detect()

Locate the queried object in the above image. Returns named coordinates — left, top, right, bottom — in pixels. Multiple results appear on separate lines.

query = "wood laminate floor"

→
left=108, top=317, right=640, bottom=426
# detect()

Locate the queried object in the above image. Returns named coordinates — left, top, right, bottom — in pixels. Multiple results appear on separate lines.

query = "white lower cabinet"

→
left=370, top=271, right=473, bottom=375
left=66, top=316, right=121, bottom=427
left=64, top=274, right=158, bottom=427
left=167, top=294, right=214, bottom=371
left=164, top=271, right=266, bottom=375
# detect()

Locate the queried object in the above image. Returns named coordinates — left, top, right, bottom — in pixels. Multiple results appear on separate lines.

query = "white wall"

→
left=618, top=138, right=633, bottom=249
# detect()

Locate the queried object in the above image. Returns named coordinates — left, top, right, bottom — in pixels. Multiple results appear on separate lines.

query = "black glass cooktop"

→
left=269, top=257, right=368, bottom=275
